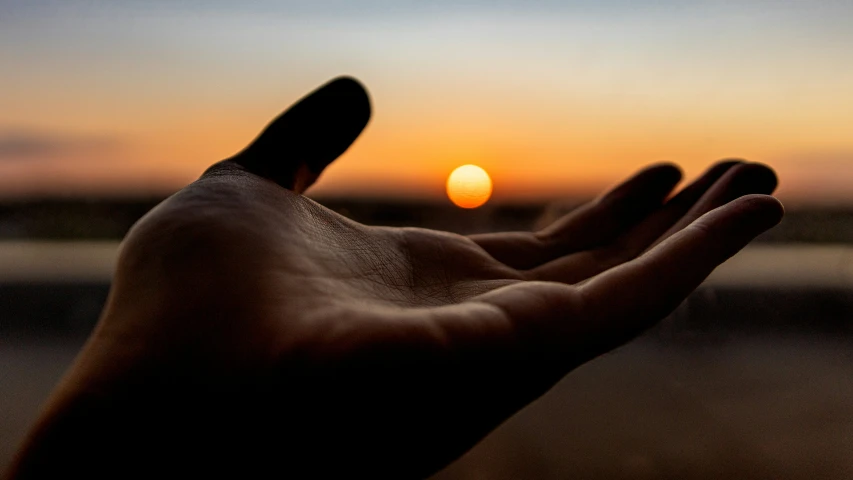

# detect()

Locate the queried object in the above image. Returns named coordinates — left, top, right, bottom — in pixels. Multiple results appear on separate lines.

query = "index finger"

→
left=578, top=194, right=783, bottom=335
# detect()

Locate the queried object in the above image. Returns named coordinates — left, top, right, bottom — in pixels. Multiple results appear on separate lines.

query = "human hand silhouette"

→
left=9, top=77, right=783, bottom=479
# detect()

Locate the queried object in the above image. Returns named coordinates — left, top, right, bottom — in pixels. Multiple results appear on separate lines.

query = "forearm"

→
left=8, top=381, right=256, bottom=478
left=8, top=392, right=116, bottom=478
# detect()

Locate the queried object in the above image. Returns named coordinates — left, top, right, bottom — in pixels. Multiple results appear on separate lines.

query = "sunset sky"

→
left=2, top=0, right=852, bottom=203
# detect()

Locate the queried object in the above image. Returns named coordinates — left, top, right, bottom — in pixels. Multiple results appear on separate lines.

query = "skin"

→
left=7, top=77, right=783, bottom=479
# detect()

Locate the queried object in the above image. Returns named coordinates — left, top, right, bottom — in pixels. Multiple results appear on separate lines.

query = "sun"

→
left=446, top=164, right=493, bottom=209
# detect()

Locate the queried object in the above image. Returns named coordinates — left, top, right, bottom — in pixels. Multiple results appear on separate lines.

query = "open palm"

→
left=10, top=78, right=782, bottom=479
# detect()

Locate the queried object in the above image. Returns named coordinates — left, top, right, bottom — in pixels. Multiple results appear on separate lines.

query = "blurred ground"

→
left=434, top=337, right=853, bottom=480
left=3, top=337, right=852, bottom=479
left=2, top=243, right=853, bottom=477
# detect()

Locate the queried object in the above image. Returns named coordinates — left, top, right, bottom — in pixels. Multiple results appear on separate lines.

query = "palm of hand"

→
left=109, top=165, right=553, bottom=477
left=12, top=78, right=783, bottom=479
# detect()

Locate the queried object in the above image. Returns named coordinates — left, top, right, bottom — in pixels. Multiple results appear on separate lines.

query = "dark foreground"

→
left=3, top=336, right=852, bottom=479
left=2, top=244, right=853, bottom=477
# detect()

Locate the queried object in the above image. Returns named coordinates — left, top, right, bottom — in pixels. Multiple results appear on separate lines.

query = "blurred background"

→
left=2, top=0, right=853, bottom=478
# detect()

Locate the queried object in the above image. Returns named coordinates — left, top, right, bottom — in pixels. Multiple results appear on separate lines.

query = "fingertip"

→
left=656, top=162, right=684, bottom=184
left=689, top=162, right=778, bottom=210
left=327, top=75, right=369, bottom=95
left=598, top=162, right=683, bottom=207
left=644, top=162, right=683, bottom=182
left=736, top=162, right=778, bottom=194
left=233, top=76, right=373, bottom=191
left=649, top=161, right=682, bottom=173
left=746, top=161, right=779, bottom=190
left=733, top=193, right=785, bottom=227
left=304, top=76, right=372, bottom=139
left=326, top=75, right=367, bottom=92
left=691, top=193, right=784, bottom=243
left=773, top=195, right=786, bottom=215
left=321, top=76, right=373, bottom=119
left=617, top=162, right=683, bottom=195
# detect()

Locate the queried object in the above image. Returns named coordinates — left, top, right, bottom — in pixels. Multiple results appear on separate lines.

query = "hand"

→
left=8, top=77, right=783, bottom=479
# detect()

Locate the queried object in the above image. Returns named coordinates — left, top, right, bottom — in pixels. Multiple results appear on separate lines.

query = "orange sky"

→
left=2, top=1, right=853, bottom=203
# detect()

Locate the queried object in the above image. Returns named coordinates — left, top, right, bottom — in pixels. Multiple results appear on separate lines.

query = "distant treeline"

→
left=1, top=197, right=851, bottom=243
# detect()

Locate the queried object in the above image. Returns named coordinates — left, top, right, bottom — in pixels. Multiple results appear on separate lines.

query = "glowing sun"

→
left=446, top=164, right=493, bottom=209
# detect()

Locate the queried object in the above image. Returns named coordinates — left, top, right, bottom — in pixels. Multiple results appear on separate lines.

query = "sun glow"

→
left=446, top=164, right=493, bottom=209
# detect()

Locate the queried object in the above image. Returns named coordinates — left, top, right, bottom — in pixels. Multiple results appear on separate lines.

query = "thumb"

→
left=229, top=76, right=371, bottom=192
